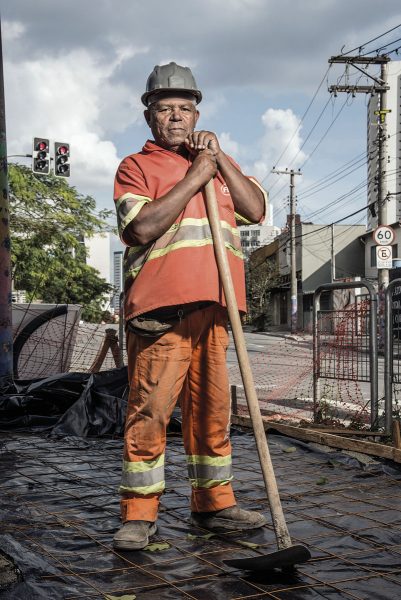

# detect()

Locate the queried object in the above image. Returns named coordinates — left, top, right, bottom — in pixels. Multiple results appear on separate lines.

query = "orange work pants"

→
left=120, top=303, right=236, bottom=522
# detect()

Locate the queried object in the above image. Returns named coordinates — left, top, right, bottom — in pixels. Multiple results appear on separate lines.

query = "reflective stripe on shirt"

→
left=124, top=217, right=243, bottom=284
left=116, top=192, right=152, bottom=238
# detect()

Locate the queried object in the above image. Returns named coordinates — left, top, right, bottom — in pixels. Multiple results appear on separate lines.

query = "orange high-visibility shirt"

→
left=114, top=140, right=265, bottom=321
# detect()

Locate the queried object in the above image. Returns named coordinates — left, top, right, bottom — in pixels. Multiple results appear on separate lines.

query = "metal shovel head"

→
left=223, top=544, right=311, bottom=572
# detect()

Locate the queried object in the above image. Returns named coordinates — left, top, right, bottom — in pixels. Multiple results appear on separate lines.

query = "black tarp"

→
left=1, top=370, right=401, bottom=599
left=0, top=368, right=129, bottom=436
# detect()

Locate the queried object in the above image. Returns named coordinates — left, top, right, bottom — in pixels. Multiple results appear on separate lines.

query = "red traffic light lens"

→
left=57, top=145, right=69, bottom=155
left=37, top=141, right=48, bottom=151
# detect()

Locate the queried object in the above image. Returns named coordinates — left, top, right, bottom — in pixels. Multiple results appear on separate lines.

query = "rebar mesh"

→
left=1, top=431, right=400, bottom=599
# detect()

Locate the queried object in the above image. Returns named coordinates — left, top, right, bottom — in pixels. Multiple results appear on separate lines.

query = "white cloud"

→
left=218, top=132, right=241, bottom=160
left=198, top=92, right=227, bottom=121
left=5, top=45, right=146, bottom=195
left=2, top=20, right=25, bottom=42
left=251, top=108, right=307, bottom=182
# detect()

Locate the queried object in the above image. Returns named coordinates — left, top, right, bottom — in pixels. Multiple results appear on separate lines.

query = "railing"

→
left=313, top=281, right=379, bottom=430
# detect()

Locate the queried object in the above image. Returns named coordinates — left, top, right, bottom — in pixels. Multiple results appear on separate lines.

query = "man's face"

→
left=145, top=95, right=199, bottom=152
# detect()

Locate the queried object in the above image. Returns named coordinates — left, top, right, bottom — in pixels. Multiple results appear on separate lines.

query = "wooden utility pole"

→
left=0, top=19, right=13, bottom=381
left=272, top=168, right=302, bottom=332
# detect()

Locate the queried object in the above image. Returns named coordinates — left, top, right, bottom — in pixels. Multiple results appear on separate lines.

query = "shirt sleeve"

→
left=236, top=177, right=269, bottom=226
left=114, top=157, right=152, bottom=244
left=224, top=155, right=269, bottom=226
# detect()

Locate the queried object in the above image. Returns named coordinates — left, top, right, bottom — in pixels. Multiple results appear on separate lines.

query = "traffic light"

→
left=54, top=142, right=70, bottom=177
left=32, top=137, right=50, bottom=175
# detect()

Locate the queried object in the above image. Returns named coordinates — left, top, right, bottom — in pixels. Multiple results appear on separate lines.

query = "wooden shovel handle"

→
left=204, top=179, right=292, bottom=550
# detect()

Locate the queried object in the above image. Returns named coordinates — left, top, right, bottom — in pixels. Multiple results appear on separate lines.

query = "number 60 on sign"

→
left=373, top=226, right=394, bottom=246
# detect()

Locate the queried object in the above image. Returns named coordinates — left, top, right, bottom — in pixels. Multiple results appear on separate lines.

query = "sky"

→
left=1, top=0, right=401, bottom=229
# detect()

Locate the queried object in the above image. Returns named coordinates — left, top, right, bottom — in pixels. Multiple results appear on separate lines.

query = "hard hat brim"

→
left=141, top=88, right=202, bottom=107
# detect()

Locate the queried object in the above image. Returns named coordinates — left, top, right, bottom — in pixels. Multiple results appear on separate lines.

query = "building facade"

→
left=85, top=231, right=125, bottom=312
left=239, top=222, right=281, bottom=259
left=250, top=222, right=366, bottom=331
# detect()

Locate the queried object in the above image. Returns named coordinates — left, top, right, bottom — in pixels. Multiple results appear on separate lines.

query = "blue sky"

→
left=2, top=0, right=401, bottom=228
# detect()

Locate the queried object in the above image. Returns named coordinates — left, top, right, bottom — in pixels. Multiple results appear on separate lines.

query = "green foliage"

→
left=9, top=164, right=114, bottom=322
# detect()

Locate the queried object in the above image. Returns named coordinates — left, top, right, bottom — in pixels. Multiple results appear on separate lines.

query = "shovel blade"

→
left=223, top=544, right=311, bottom=572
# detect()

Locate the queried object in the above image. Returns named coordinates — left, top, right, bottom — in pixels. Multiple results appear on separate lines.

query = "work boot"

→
left=190, top=506, right=267, bottom=532
left=113, top=520, right=157, bottom=550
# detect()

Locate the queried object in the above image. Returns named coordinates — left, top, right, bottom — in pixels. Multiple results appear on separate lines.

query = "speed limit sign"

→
left=373, top=226, right=394, bottom=246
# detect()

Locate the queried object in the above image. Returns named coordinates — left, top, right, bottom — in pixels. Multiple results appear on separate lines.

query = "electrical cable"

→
left=340, top=23, right=401, bottom=56
left=262, top=65, right=333, bottom=187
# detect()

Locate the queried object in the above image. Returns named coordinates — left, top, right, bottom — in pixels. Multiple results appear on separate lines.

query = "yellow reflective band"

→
left=150, top=238, right=212, bottom=258
left=124, top=239, right=243, bottom=284
left=115, top=192, right=152, bottom=212
left=119, top=200, right=149, bottom=234
left=186, top=454, right=232, bottom=467
left=119, top=482, right=165, bottom=495
left=167, top=217, right=239, bottom=238
left=123, top=454, right=165, bottom=473
left=235, top=211, right=253, bottom=225
left=149, top=239, right=243, bottom=260
left=189, top=478, right=233, bottom=489
left=166, top=217, right=209, bottom=233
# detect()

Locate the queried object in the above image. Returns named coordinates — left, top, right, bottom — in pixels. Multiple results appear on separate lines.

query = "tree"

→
left=247, top=256, right=279, bottom=329
left=9, top=164, right=114, bottom=322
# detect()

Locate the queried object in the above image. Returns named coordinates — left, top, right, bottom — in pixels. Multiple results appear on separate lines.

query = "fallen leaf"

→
left=316, top=477, right=328, bottom=485
left=282, top=446, right=297, bottom=453
left=187, top=533, right=215, bottom=540
left=144, top=542, right=170, bottom=552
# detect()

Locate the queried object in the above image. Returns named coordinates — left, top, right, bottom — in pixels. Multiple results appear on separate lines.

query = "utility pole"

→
left=376, top=60, right=389, bottom=291
left=0, top=19, right=13, bottom=382
left=331, top=223, right=336, bottom=282
left=328, top=54, right=390, bottom=235
left=272, top=168, right=302, bottom=332
left=328, top=53, right=390, bottom=348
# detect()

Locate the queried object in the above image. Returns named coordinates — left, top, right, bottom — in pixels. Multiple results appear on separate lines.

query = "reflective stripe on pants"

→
left=120, top=303, right=236, bottom=522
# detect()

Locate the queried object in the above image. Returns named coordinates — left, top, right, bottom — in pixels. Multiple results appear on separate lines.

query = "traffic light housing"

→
left=54, top=142, right=70, bottom=177
left=32, top=137, right=50, bottom=175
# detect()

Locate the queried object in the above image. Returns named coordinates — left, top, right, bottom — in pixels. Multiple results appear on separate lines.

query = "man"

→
left=113, top=62, right=268, bottom=551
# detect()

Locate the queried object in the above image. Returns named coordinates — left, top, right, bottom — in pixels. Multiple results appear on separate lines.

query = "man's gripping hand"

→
left=185, top=131, right=221, bottom=158
left=187, top=148, right=218, bottom=187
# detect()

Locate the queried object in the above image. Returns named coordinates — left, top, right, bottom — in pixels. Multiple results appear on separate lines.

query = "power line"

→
left=359, top=35, right=401, bottom=57
left=298, top=95, right=349, bottom=170
left=266, top=65, right=332, bottom=176
left=298, top=155, right=368, bottom=200
left=340, top=23, right=401, bottom=56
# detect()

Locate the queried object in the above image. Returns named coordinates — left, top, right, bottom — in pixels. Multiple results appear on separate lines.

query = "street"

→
left=227, top=330, right=386, bottom=428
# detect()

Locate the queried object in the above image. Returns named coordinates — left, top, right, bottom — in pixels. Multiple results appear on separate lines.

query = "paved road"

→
left=227, top=329, right=385, bottom=428
left=68, top=324, right=386, bottom=428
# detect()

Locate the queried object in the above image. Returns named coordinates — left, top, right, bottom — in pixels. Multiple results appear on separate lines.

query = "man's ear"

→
left=194, top=110, right=200, bottom=126
left=144, top=109, right=151, bottom=126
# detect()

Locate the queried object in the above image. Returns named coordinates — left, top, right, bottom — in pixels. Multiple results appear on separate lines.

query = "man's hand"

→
left=185, top=131, right=221, bottom=157
left=188, top=149, right=218, bottom=187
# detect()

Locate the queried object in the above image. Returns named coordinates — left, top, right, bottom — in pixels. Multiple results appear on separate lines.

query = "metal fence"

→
left=313, top=281, right=379, bottom=431
left=385, top=278, right=401, bottom=435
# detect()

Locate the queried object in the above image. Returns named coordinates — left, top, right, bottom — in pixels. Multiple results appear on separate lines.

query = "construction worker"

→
left=113, top=62, right=268, bottom=550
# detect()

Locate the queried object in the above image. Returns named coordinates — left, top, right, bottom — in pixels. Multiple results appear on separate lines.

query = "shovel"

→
left=203, top=179, right=311, bottom=572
